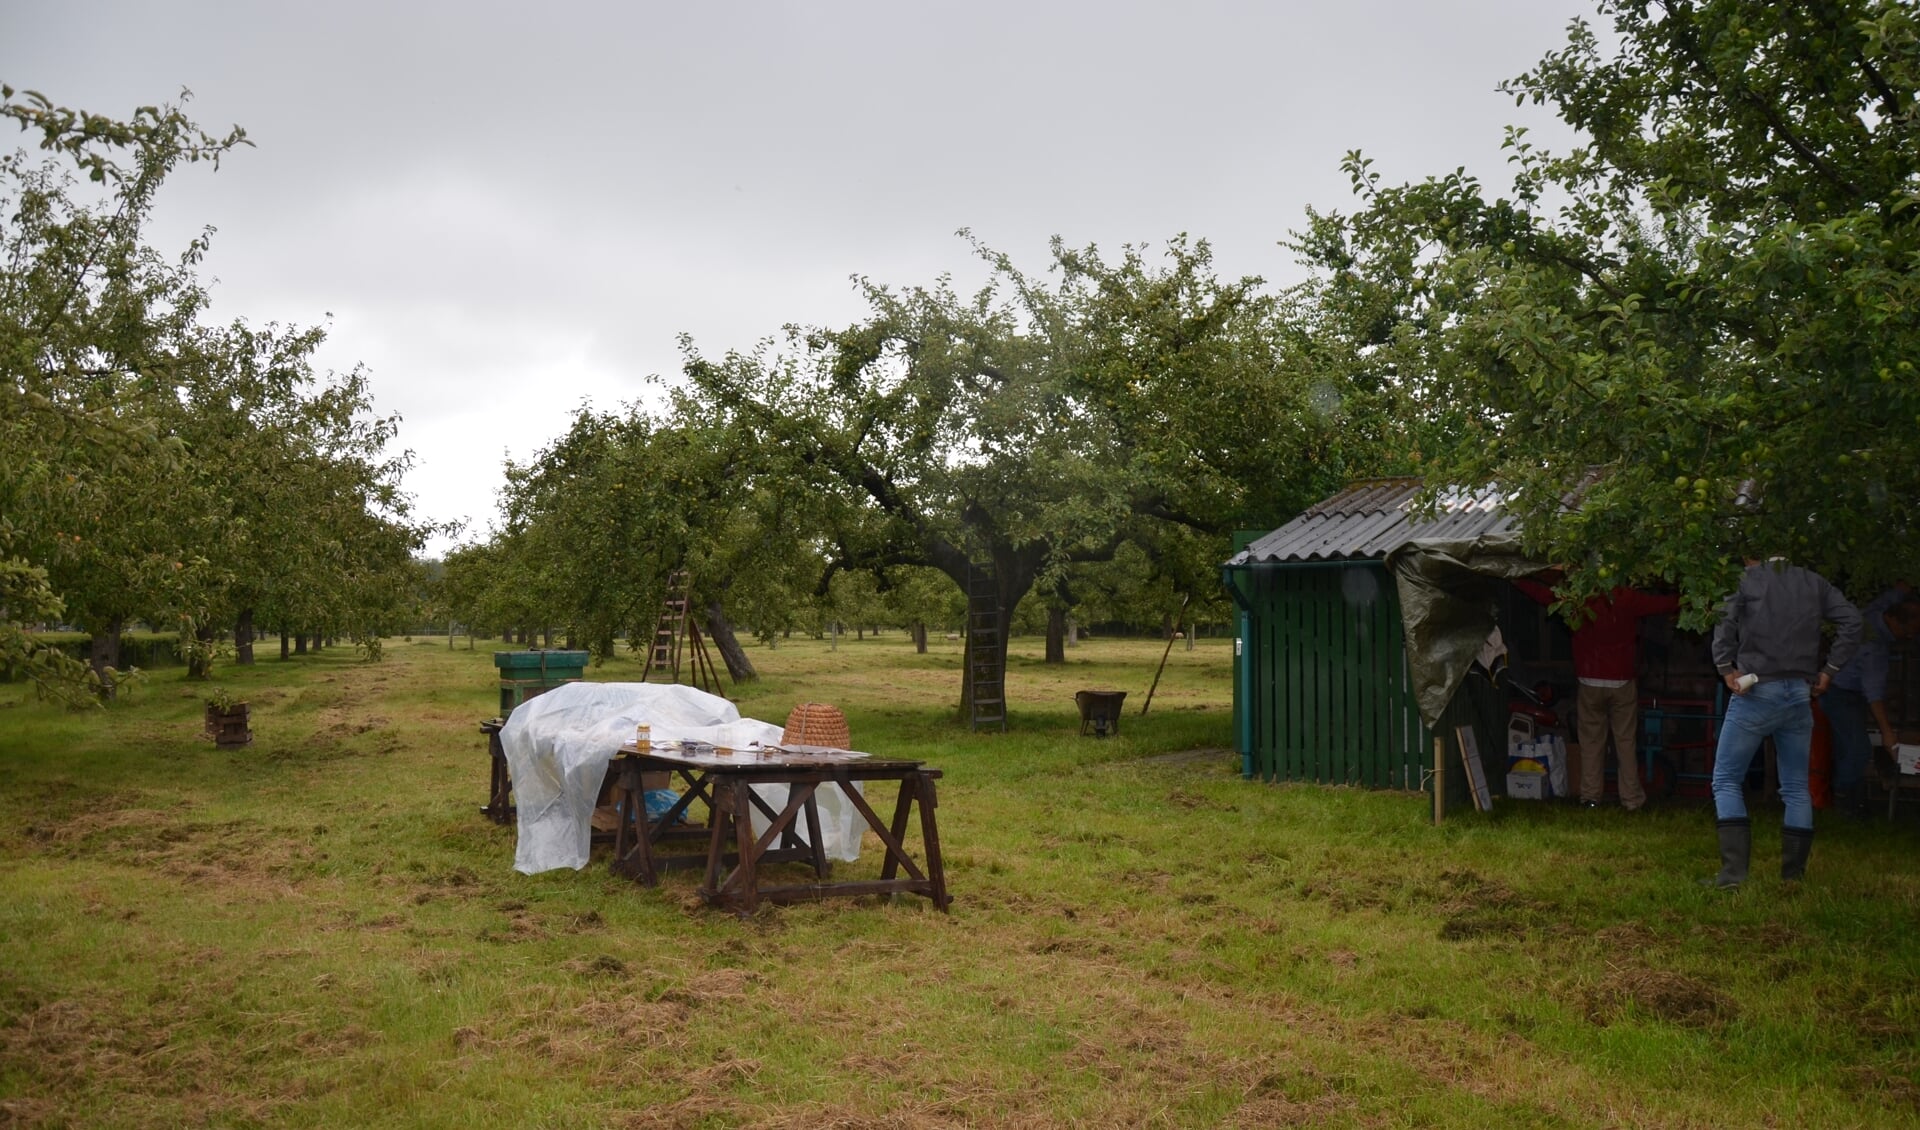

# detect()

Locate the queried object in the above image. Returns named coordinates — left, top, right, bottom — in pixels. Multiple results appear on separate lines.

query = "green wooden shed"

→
left=1222, top=479, right=1531, bottom=808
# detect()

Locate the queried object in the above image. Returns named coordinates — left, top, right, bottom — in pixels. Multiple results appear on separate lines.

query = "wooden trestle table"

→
left=607, top=742, right=951, bottom=915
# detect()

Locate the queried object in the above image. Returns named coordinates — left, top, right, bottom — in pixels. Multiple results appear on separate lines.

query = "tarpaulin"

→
left=1385, top=533, right=1549, bottom=727
left=498, top=682, right=865, bottom=874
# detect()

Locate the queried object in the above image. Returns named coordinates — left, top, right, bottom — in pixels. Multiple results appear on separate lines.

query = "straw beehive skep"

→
left=782, top=702, right=850, bottom=748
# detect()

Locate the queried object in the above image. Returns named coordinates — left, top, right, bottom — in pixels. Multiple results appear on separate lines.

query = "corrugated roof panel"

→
left=1229, top=478, right=1516, bottom=566
left=1303, top=478, right=1419, bottom=518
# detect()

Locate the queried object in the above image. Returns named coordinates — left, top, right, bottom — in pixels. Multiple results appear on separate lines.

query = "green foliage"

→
left=454, top=404, right=812, bottom=669
left=0, top=85, right=240, bottom=696
left=1299, top=0, right=1920, bottom=620
left=460, top=235, right=1400, bottom=706
left=678, top=235, right=1385, bottom=708
left=875, top=565, right=966, bottom=636
left=173, top=321, right=424, bottom=655
left=0, top=558, right=94, bottom=704
left=174, top=615, right=229, bottom=680
left=822, top=570, right=883, bottom=634
left=1, top=86, right=424, bottom=692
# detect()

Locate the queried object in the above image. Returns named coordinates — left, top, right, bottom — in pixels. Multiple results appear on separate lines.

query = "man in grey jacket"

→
left=1707, top=558, right=1862, bottom=888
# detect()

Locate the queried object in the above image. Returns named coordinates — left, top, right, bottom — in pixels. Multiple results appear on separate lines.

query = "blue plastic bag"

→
left=643, top=788, right=682, bottom=822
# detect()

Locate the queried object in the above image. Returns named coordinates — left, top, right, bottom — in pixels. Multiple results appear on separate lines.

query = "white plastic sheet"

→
left=498, top=681, right=864, bottom=874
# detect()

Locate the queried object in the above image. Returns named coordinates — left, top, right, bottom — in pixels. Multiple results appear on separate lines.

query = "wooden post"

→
left=1141, top=594, right=1191, bottom=716
left=1433, top=735, right=1445, bottom=825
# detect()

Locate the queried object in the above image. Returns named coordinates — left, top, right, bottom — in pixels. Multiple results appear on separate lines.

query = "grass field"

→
left=2, top=633, right=1917, bottom=1128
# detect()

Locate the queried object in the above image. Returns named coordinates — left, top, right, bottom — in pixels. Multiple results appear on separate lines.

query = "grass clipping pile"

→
left=1581, top=969, right=1736, bottom=1029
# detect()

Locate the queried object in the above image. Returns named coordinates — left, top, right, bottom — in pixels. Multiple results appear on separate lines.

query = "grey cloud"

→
left=3, top=0, right=1595, bottom=551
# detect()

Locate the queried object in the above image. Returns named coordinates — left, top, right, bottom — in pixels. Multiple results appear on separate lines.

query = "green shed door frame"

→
left=1227, top=530, right=1267, bottom=779
left=1223, top=560, right=1427, bottom=789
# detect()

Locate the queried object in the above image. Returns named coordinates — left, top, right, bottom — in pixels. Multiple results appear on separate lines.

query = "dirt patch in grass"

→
left=1436, top=911, right=1530, bottom=942
left=692, top=1096, right=1069, bottom=1130
left=477, top=913, right=549, bottom=944
left=685, top=1054, right=762, bottom=1089
left=1432, top=868, right=1527, bottom=912
left=1164, top=787, right=1238, bottom=812
left=1433, top=868, right=1555, bottom=942
left=564, top=953, right=627, bottom=977
left=1289, top=865, right=1546, bottom=925
left=1294, top=875, right=1398, bottom=913
left=467, top=988, right=695, bottom=1068
left=1138, top=747, right=1237, bottom=766
left=1842, top=1063, right=1920, bottom=1115
left=656, top=966, right=763, bottom=1008
left=1852, top=1011, right=1919, bottom=1050
left=1592, top=921, right=1660, bottom=950
left=620, top=1093, right=750, bottom=1129
left=21, top=802, right=173, bottom=850
left=1027, top=935, right=1112, bottom=957
left=0, top=985, right=304, bottom=1128
left=1581, top=969, right=1736, bottom=1028
left=471, top=968, right=776, bottom=1071
left=147, top=819, right=327, bottom=891
left=1820, top=985, right=1920, bottom=1050
left=1225, top=1089, right=1364, bottom=1129
left=20, top=806, right=325, bottom=897
left=1143, top=975, right=1578, bottom=1119
left=1043, top=986, right=1366, bottom=1125
left=315, top=711, right=391, bottom=736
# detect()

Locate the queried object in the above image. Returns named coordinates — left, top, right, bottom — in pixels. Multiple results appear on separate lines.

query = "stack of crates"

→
left=494, top=649, right=589, bottom=716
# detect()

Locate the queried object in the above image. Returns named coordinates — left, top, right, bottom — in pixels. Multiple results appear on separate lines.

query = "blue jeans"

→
left=1821, top=685, right=1872, bottom=798
left=1712, top=678, right=1813, bottom=829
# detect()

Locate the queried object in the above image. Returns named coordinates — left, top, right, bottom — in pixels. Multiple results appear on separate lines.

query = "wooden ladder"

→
left=967, top=565, right=1006, bottom=732
left=647, top=570, right=692, bottom=681
left=643, top=571, right=728, bottom=699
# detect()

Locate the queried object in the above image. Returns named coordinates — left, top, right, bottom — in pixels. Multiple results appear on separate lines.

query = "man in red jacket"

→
left=1515, top=577, right=1682, bottom=810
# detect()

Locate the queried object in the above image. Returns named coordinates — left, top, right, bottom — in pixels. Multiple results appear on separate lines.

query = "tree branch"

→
left=1661, top=1, right=1864, bottom=203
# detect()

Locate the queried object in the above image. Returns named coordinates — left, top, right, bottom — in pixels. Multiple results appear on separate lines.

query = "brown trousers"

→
left=1576, top=680, right=1644, bottom=809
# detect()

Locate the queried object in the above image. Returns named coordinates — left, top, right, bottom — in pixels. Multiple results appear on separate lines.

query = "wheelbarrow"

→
left=1075, top=689, right=1128, bottom=738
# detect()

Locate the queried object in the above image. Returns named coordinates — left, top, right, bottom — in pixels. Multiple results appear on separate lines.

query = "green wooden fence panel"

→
left=1239, top=562, right=1433, bottom=790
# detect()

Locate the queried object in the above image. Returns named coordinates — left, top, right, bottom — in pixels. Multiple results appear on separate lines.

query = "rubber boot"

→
left=1706, top=818, right=1750, bottom=889
left=1781, top=825, right=1814, bottom=882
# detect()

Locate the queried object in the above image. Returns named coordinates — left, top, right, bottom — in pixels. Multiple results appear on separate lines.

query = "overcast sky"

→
left=4, top=1, right=1596, bottom=554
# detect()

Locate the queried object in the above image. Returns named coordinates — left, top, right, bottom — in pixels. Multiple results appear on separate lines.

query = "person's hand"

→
left=1813, top=671, right=1833, bottom=696
left=1725, top=671, right=1750, bottom=695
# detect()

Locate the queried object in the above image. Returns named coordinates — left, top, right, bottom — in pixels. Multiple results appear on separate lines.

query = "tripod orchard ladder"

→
left=643, top=570, right=726, bottom=698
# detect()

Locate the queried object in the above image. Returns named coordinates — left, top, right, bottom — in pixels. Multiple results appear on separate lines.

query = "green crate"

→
left=493, top=650, right=589, bottom=714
